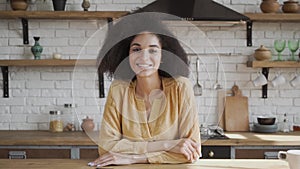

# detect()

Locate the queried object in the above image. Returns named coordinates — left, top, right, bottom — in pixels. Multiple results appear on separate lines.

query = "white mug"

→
left=271, top=74, right=286, bottom=87
left=253, top=72, right=268, bottom=87
left=53, top=53, right=61, bottom=59
left=290, top=74, right=300, bottom=87
left=278, top=150, right=300, bottom=169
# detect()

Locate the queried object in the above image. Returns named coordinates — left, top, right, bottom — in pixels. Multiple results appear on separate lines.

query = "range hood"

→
left=134, top=0, right=252, bottom=46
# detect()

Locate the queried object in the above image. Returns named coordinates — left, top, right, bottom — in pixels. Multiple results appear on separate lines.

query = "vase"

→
left=10, top=0, right=28, bottom=11
left=81, top=116, right=95, bottom=132
left=52, top=0, right=67, bottom=11
left=81, top=0, right=90, bottom=11
left=254, top=45, right=272, bottom=61
left=282, top=0, right=299, bottom=13
left=260, top=0, right=280, bottom=13
left=31, top=37, right=43, bottom=60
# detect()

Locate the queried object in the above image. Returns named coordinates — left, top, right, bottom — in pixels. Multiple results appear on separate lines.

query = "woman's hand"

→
left=88, top=152, right=147, bottom=167
left=167, top=138, right=201, bottom=161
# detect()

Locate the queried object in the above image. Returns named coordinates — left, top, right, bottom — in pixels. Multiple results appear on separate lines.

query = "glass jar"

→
left=49, top=110, right=63, bottom=132
left=63, top=104, right=77, bottom=131
left=294, top=114, right=300, bottom=131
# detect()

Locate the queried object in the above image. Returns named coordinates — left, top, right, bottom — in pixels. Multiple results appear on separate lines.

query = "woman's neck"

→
left=135, top=73, right=162, bottom=99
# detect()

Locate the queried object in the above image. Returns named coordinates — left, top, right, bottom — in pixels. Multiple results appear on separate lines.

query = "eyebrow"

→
left=130, top=43, right=160, bottom=48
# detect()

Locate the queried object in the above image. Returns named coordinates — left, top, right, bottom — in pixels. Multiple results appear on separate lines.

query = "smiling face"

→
left=129, top=33, right=162, bottom=78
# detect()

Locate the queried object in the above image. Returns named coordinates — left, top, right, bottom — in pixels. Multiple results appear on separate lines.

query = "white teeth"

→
left=136, top=63, right=153, bottom=68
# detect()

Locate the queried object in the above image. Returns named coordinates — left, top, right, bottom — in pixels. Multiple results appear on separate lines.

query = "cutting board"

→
left=217, top=90, right=226, bottom=129
left=224, top=85, right=249, bottom=131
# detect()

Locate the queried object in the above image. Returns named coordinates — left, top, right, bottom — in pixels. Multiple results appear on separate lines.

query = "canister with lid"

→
left=49, top=110, right=63, bottom=132
left=63, top=103, right=77, bottom=131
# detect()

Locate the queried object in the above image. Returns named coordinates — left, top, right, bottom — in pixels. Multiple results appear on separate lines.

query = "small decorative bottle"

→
left=31, top=37, right=43, bottom=60
left=282, top=113, right=290, bottom=133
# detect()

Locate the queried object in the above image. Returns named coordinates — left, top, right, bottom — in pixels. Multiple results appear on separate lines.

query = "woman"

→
left=89, top=13, right=201, bottom=167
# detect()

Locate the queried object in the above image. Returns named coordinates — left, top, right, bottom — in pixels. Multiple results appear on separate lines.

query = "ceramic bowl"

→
left=260, top=0, right=280, bottom=13
left=282, top=0, right=299, bottom=13
left=254, top=45, right=272, bottom=61
left=257, top=116, right=276, bottom=125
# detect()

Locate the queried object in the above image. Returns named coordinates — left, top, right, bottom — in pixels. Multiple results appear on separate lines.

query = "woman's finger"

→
left=88, top=162, right=96, bottom=167
left=97, top=155, right=115, bottom=165
left=196, top=143, right=201, bottom=156
left=89, top=156, right=105, bottom=166
left=182, top=144, right=193, bottom=161
left=185, top=140, right=200, bottom=161
left=189, top=140, right=201, bottom=156
left=92, top=153, right=113, bottom=166
left=97, top=160, right=113, bottom=168
left=193, top=150, right=200, bottom=160
left=181, top=147, right=190, bottom=160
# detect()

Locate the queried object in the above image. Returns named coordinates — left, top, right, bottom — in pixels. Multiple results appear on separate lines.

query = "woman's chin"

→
left=136, top=69, right=157, bottom=78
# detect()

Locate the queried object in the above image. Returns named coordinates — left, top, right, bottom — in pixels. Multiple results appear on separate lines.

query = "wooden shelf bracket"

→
left=1, top=66, right=9, bottom=98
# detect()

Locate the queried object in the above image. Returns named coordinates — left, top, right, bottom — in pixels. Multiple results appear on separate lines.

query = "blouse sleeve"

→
left=146, top=78, right=201, bottom=164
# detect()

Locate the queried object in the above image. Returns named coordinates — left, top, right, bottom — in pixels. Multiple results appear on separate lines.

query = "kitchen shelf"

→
left=247, top=61, right=300, bottom=68
left=0, top=11, right=128, bottom=44
left=0, top=59, right=104, bottom=98
left=0, top=11, right=120, bottom=98
left=0, top=11, right=128, bottom=20
left=244, top=13, right=300, bottom=22
left=0, top=11, right=121, bottom=97
left=0, top=59, right=96, bottom=66
left=247, top=60, right=300, bottom=99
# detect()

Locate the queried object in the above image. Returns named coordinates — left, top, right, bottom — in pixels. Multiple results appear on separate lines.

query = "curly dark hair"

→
left=97, top=13, right=189, bottom=80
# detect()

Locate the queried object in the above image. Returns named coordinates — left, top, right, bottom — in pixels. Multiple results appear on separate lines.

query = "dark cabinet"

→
left=0, top=148, right=70, bottom=159
left=235, top=148, right=288, bottom=159
left=80, top=148, right=98, bottom=159
left=201, top=146, right=231, bottom=159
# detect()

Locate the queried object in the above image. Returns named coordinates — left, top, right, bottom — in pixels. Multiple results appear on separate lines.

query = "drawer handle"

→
left=208, top=150, right=214, bottom=158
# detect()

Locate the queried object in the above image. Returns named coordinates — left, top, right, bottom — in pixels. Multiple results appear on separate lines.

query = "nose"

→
left=140, top=49, right=150, bottom=59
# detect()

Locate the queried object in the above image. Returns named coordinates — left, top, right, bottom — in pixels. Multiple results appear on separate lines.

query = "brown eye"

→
left=149, top=48, right=159, bottom=54
left=131, top=48, right=141, bottom=53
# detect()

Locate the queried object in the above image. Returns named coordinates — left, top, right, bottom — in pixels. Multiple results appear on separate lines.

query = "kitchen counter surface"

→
left=208, top=131, right=300, bottom=146
left=0, top=130, right=300, bottom=146
left=0, top=159, right=289, bottom=169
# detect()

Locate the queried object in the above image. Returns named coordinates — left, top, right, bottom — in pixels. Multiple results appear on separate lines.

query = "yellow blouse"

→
left=98, top=76, right=201, bottom=163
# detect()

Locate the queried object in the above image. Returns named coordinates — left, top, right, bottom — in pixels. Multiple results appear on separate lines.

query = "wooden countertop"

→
left=0, top=130, right=300, bottom=146
left=206, top=131, right=300, bottom=146
left=0, top=130, right=95, bottom=146
left=0, top=159, right=289, bottom=169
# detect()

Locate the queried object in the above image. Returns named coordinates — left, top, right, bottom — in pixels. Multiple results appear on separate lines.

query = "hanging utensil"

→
left=193, top=57, right=202, bottom=96
left=213, top=59, right=222, bottom=90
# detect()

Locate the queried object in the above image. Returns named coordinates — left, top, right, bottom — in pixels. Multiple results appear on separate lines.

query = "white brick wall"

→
left=0, top=0, right=299, bottom=130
